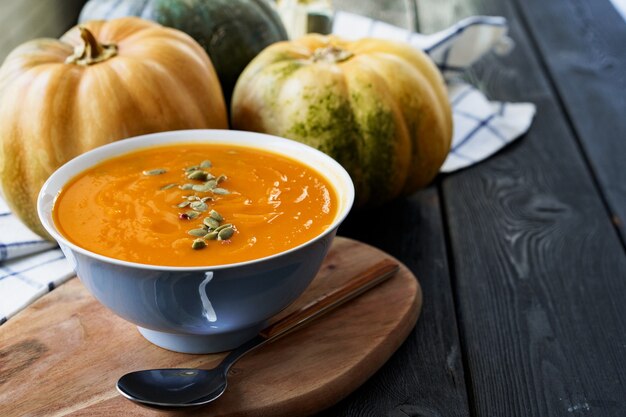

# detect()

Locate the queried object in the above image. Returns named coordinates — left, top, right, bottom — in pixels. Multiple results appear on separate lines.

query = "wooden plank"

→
left=326, top=187, right=470, bottom=417
left=439, top=0, right=626, bottom=416
left=510, top=0, right=626, bottom=244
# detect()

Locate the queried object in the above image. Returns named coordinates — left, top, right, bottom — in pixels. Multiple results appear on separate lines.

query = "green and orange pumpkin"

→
left=231, top=34, right=453, bottom=206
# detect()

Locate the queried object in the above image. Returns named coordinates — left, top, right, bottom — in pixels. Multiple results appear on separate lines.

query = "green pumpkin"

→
left=79, top=0, right=288, bottom=107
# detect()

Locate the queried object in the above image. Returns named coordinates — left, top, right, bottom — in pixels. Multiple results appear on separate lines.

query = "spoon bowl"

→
left=118, top=368, right=228, bottom=409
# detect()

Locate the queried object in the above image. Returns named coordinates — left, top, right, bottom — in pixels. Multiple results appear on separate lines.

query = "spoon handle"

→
left=259, top=258, right=400, bottom=342
left=216, top=259, right=400, bottom=373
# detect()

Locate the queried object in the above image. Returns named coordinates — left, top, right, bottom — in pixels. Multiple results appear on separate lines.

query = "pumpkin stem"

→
left=65, top=26, right=118, bottom=66
left=312, top=45, right=354, bottom=63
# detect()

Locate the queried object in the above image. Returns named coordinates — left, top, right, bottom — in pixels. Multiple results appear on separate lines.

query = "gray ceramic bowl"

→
left=38, top=129, right=354, bottom=354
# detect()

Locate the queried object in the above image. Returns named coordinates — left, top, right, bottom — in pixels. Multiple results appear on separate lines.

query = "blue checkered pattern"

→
left=0, top=198, right=56, bottom=260
left=442, top=82, right=535, bottom=171
left=0, top=198, right=74, bottom=322
left=0, top=13, right=535, bottom=325
left=0, top=249, right=72, bottom=323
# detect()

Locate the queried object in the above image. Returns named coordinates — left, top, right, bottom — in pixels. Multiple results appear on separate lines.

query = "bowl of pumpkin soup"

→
left=38, top=129, right=354, bottom=354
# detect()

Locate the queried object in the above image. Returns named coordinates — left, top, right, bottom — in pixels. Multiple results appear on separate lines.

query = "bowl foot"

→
left=137, top=324, right=264, bottom=354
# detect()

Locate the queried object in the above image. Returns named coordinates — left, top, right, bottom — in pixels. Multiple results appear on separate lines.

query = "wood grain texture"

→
left=510, top=0, right=626, bottom=245
left=325, top=188, right=470, bottom=417
left=0, top=237, right=421, bottom=417
left=439, top=0, right=626, bottom=416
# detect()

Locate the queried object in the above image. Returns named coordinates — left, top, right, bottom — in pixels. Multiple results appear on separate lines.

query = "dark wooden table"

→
left=2, top=0, right=624, bottom=416
left=324, top=0, right=626, bottom=416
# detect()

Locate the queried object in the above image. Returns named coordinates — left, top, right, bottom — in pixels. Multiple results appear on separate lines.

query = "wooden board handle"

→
left=260, top=259, right=400, bottom=341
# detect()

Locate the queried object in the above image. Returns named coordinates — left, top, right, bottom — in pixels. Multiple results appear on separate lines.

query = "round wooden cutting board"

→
left=0, top=237, right=422, bottom=417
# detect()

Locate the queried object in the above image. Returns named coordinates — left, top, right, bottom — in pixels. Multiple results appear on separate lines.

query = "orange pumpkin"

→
left=0, top=17, right=227, bottom=239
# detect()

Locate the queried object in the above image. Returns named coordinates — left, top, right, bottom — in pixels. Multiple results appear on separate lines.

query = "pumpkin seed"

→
left=217, top=227, right=234, bottom=240
left=188, top=228, right=208, bottom=237
left=203, top=217, right=220, bottom=229
left=192, top=184, right=212, bottom=192
left=190, top=201, right=208, bottom=212
left=209, top=210, right=223, bottom=222
left=186, top=210, right=200, bottom=219
left=174, top=158, right=239, bottom=245
left=191, top=238, right=206, bottom=250
left=160, top=183, right=177, bottom=190
left=187, top=170, right=208, bottom=181
left=214, top=223, right=232, bottom=232
left=143, top=168, right=166, bottom=176
left=212, top=187, right=230, bottom=195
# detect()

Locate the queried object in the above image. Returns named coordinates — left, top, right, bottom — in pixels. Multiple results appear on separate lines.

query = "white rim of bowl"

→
left=38, top=129, right=355, bottom=271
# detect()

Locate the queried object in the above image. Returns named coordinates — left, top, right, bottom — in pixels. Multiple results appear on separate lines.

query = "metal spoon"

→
left=117, top=259, right=399, bottom=409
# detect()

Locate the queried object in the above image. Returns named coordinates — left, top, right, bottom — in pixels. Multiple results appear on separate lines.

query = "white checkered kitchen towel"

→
left=0, top=14, right=535, bottom=324
left=0, top=198, right=74, bottom=324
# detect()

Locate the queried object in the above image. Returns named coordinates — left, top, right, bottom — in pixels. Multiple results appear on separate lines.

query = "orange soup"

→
left=53, top=143, right=338, bottom=266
